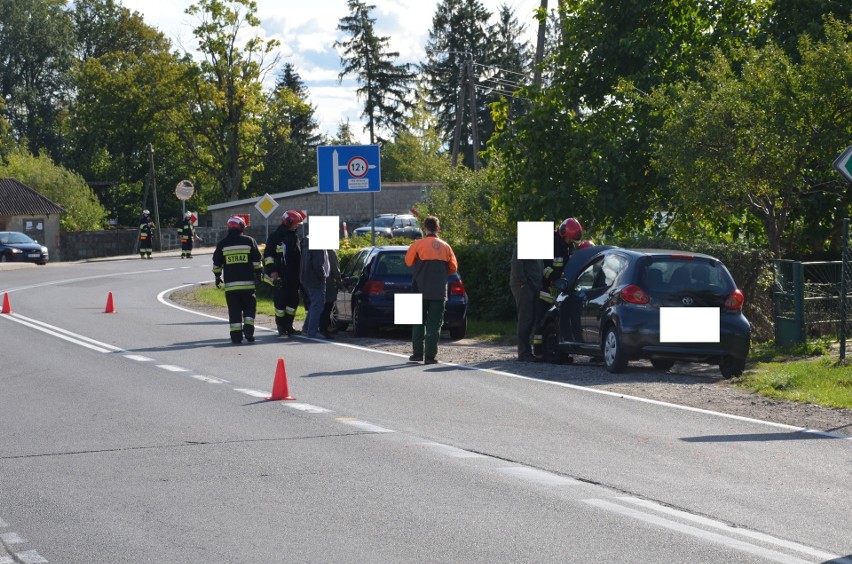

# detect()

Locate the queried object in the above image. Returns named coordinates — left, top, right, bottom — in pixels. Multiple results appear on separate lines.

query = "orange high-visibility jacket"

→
left=405, top=234, right=458, bottom=300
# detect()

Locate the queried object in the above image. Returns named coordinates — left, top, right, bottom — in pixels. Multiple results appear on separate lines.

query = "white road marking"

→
left=156, top=365, right=189, bottom=372
left=584, top=498, right=824, bottom=564
left=419, top=442, right=484, bottom=459
left=336, top=419, right=394, bottom=433
left=286, top=403, right=333, bottom=414
left=0, top=532, right=24, bottom=544
left=233, top=388, right=270, bottom=399
left=0, top=556, right=13, bottom=564
left=500, top=466, right=581, bottom=486
left=0, top=517, right=6, bottom=527
left=15, top=551, right=48, bottom=564
left=124, top=354, right=154, bottom=362
left=619, top=496, right=846, bottom=561
left=7, top=314, right=122, bottom=354
left=190, top=375, right=229, bottom=384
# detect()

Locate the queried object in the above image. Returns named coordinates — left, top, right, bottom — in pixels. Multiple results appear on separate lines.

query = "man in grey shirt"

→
left=510, top=244, right=542, bottom=361
left=300, top=234, right=330, bottom=339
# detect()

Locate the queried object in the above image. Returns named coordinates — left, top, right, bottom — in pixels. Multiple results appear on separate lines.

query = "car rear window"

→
left=374, top=253, right=413, bottom=276
left=640, top=258, right=733, bottom=296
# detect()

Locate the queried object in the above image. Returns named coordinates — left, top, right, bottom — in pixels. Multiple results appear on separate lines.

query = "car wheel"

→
left=0, top=253, right=7, bottom=263
left=719, top=356, right=745, bottom=378
left=542, top=322, right=567, bottom=364
left=352, top=303, right=368, bottom=337
left=650, top=358, right=676, bottom=371
left=328, top=303, right=340, bottom=333
left=449, top=318, right=467, bottom=340
left=603, top=325, right=628, bottom=373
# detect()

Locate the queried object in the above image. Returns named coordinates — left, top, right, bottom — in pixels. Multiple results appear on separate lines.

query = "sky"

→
left=119, top=0, right=542, bottom=143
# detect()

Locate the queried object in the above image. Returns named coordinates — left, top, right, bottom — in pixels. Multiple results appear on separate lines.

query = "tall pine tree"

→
left=421, top=0, right=494, bottom=168
left=335, top=0, right=414, bottom=144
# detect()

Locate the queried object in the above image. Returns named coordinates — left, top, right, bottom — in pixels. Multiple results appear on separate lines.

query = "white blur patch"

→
left=660, top=308, right=720, bottom=343
left=517, top=221, right=554, bottom=259
left=306, top=215, right=339, bottom=250
left=394, top=293, right=423, bottom=325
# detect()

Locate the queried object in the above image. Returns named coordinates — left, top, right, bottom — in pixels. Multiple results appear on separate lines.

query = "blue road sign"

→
left=317, top=145, right=381, bottom=193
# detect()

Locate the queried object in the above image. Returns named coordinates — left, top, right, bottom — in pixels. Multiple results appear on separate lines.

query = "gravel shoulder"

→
left=169, top=285, right=851, bottom=437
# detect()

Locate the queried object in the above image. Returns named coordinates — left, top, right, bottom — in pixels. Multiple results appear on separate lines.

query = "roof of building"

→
left=0, top=178, right=66, bottom=216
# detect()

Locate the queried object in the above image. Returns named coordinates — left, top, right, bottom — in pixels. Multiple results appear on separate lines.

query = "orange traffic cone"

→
left=267, top=358, right=295, bottom=401
left=104, top=292, right=116, bottom=313
left=1, top=292, right=11, bottom=314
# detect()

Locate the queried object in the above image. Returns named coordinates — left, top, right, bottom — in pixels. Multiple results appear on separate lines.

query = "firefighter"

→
left=212, top=216, right=263, bottom=344
left=263, top=209, right=306, bottom=336
left=533, top=217, right=584, bottom=355
left=177, top=211, right=198, bottom=259
left=138, top=210, right=155, bottom=259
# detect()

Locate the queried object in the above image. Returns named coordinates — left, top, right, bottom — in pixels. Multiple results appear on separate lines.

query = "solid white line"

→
left=5, top=314, right=117, bottom=354
left=0, top=532, right=24, bottom=544
left=619, top=496, right=846, bottom=561
left=584, top=499, right=816, bottom=564
left=500, top=467, right=581, bottom=486
left=15, top=550, right=48, bottom=564
left=12, top=313, right=124, bottom=352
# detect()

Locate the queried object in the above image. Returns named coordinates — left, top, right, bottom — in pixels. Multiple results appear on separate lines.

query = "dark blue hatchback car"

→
left=334, top=246, right=469, bottom=339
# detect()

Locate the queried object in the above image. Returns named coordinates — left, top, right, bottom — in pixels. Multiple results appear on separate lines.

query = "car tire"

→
left=449, top=318, right=467, bottom=340
left=719, top=356, right=745, bottom=379
left=603, top=325, right=628, bottom=373
left=650, top=358, right=676, bottom=371
left=352, top=303, right=368, bottom=337
left=542, top=322, right=567, bottom=364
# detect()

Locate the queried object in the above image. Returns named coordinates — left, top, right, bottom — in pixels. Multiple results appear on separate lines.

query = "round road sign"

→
left=347, top=156, right=369, bottom=178
left=175, top=180, right=195, bottom=201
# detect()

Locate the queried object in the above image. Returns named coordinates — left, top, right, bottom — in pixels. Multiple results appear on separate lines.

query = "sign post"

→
left=317, top=145, right=381, bottom=244
left=255, top=193, right=279, bottom=241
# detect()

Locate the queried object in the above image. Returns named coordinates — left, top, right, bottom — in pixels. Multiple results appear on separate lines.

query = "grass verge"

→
left=736, top=357, right=852, bottom=409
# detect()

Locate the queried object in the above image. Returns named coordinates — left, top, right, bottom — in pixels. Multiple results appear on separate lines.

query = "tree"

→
left=649, top=17, right=852, bottom=257
left=178, top=0, right=280, bottom=201
left=482, top=5, right=532, bottom=122
left=248, top=64, right=321, bottom=195
left=764, top=0, right=852, bottom=57
left=382, top=100, right=451, bottom=182
left=332, top=119, right=358, bottom=145
left=335, top=0, right=414, bottom=144
left=0, top=149, right=107, bottom=231
left=0, top=0, right=75, bottom=157
left=71, top=0, right=171, bottom=61
left=421, top=0, right=494, bottom=168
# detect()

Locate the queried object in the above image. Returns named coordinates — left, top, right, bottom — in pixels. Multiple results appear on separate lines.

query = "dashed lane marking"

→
left=0, top=532, right=25, bottom=544
left=190, top=375, right=229, bottom=384
left=15, top=550, right=48, bottom=564
left=418, top=442, right=484, bottom=459
left=335, top=419, right=394, bottom=433
left=124, top=354, right=154, bottom=362
left=499, top=466, right=582, bottom=486
left=156, top=365, right=189, bottom=372
left=286, top=403, right=333, bottom=414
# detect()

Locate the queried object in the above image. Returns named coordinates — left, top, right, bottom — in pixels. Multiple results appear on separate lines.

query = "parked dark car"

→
left=352, top=214, right=423, bottom=240
left=0, top=231, right=49, bottom=265
left=536, top=246, right=750, bottom=377
left=334, top=246, right=468, bottom=339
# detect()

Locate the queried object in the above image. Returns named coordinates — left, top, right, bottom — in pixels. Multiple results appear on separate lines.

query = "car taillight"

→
left=364, top=280, right=385, bottom=295
left=724, top=289, right=744, bottom=310
left=620, top=284, right=650, bottom=304
left=449, top=280, right=465, bottom=296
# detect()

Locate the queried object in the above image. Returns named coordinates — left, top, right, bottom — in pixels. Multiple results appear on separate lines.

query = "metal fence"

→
left=774, top=218, right=850, bottom=359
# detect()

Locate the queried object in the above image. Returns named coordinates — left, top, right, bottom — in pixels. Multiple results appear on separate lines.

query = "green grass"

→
left=466, top=318, right=516, bottom=342
left=198, top=285, right=305, bottom=320
left=735, top=357, right=852, bottom=409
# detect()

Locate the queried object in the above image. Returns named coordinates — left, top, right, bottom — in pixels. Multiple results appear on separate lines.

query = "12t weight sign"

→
left=348, top=156, right=369, bottom=178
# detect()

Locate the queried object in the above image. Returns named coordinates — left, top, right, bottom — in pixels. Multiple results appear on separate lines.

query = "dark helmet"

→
left=227, top=216, right=246, bottom=231
left=558, top=218, right=583, bottom=242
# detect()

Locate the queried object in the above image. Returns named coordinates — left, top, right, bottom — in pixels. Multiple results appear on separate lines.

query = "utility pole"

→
left=467, top=55, right=480, bottom=171
left=533, top=0, right=548, bottom=87
left=451, top=59, right=466, bottom=168
left=148, top=144, right=163, bottom=252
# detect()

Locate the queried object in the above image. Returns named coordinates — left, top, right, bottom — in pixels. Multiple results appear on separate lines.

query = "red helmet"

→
left=282, top=210, right=305, bottom=226
left=558, top=218, right=583, bottom=242
left=227, top=216, right=246, bottom=231
left=576, top=239, right=595, bottom=250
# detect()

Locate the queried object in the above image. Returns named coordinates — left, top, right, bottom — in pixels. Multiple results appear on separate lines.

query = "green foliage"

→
left=452, top=238, right=516, bottom=322
left=737, top=357, right=852, bottom=409
left=648, top=18, right=852, bottom=257
left=0, top=149, right=107, bottom=231
left=381, top=100, right=451, bottom=182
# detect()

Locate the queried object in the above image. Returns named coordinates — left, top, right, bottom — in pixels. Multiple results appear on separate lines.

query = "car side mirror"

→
left=554, top=278, right=569, bottom=292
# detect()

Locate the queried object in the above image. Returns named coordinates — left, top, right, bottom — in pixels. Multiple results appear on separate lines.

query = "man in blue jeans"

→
left=299, top=234, right=329, bottom=339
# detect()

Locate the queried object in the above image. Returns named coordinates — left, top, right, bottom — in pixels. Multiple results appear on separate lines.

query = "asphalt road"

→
left=1, top=256, right=850, bottom=563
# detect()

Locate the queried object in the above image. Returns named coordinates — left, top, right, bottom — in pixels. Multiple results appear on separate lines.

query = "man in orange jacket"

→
left=404, top=215, right=458, bottom=365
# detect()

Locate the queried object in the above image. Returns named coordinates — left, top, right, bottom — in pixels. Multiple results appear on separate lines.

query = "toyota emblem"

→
left=682, top=296, right=694, bottom=305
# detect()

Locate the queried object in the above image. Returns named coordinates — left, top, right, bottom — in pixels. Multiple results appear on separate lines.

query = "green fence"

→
left=841, top=218, right=850, bottom=360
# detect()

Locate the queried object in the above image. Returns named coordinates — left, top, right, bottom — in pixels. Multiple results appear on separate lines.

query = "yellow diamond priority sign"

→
left=255, top=193, right=279, bottom=218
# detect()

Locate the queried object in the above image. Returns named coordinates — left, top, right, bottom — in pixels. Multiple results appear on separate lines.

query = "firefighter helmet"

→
left=558, top=218, right=583, bottom=242
left=282, top=210, right=305, bottom=226
left=227, top=216, right=246, bottom=231
left=142, top=209, right=150, bottom=216
left=184, top=211, right=192, bottom=219
left=576, top=239, right=595, bottom=250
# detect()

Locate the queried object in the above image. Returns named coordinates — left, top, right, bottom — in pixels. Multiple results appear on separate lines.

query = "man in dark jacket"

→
left=510, top=244, right=542, bottom=362
left=319, top=249, right=342, bottom=338
left=138, top=210, right=155, bottom=259
left=299, top=233, right=329, bottom=339
left=404, top=216, right=458, bottom=364
left=177, top=212, right=198, bottom=259
left=212, top=216, right=263, bottom=344
left=263, top=210, right=305, bottom=336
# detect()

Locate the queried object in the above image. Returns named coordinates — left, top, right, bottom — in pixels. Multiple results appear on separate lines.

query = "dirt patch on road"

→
left=169, top=285, right=851, bottom=437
